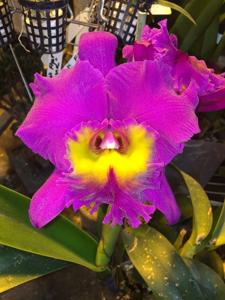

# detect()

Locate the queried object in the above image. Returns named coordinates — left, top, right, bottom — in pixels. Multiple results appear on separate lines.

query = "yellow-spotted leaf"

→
left=123, top=225, right=204, bottom=300
left=0, top=246, right=68, bottom=293
left=185, top=259, right=225, bottom=300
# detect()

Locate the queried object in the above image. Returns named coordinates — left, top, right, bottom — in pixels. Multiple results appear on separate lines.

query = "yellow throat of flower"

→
left=67, top=124, right=154, bottom=186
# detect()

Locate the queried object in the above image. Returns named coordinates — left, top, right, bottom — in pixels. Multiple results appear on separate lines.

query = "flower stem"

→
left=95, top=223, right=122, bottom=268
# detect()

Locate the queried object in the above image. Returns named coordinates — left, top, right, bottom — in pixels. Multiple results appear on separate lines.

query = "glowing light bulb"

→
left=150, top=4, right=172, bottom=15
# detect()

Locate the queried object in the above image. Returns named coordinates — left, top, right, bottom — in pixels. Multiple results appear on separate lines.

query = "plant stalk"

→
left=96, top=222, right=122, bottom=268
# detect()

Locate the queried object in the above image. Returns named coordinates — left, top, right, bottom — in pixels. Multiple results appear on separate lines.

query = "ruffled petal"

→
left=29, top=171, right=74, bottom=228
left=79, top=31, right=118, bottom=76
left=71, top=169, right=156, bottom=228
left=16, top=61, right=107, bottom=171
left=123, top=20, right=225, bottom=114
left=123, top=19, right=177, bottom=63
left=106, top=60, right=200, bottom=158
left=131, top=20, right=177, bottom=63
left=103, top=191, right=156, bottom=228
left=174, top=55, right=225, bottom=112
left=141, top=20, right=175, bottom=50
left=144, top=172, right=181, bottom=225
left=172, top=54, right=212, bottom=97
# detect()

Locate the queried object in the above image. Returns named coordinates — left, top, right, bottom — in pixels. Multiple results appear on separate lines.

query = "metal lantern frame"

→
left=19, top=0, right=68, bottom=54
left=98, top=0, right=160, bottom=43
left=0, top=0, right=14, bottom=47
left=100, top=0, right=140, bottom=44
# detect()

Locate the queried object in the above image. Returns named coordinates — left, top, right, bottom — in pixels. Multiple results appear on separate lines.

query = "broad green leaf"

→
left=123, top=225, right=204, bottom=300
left=210, top=201, right=225, bottom=248
left=150, top=216, right=178, bottom=245
left=185, top=259, right=225, bottom=299
left=181, top=0, right=224, bottom=51
left=201, top=15, right=219, bottom=59
left=0, top=185, right=100, bottom=271
left=189, top=33, right=204, bottom=58
left=157, top=0, right=196, bottom=25
left=0, top=245, right=68, bottom=293
left=171, top=0, right=208, bottom=40
left=177, top=170, right=213, bottom=258
left=197, top=251, right=224, bottom=279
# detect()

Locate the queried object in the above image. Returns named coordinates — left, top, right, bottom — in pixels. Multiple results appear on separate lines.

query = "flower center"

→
left=67, top=123, right=154, bottom=186
left=89, top=129, right=129, bottom=154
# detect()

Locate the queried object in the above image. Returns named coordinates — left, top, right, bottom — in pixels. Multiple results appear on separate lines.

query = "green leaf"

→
left=171, top=0, right=207, bottom=39
left=0, top=245, right=68, bottom=293
left=177, top=170, right=213, bottom=258
left=210, top=201, right=225, bottom=248
left=189, top=33, right=204, bottom=58
left=197, top=251, right=224, bottom=279
left=0, top=185, right=100, bottom=271
left=157, top=0, right=196, bottom=25
left=176, top=194, right=193, bottom=220
left=185, top=259, right=225, bottom=300
left=123, top=225, right=204, bottom=300
left=96, top=223, right=121, bottom=268
left=201, top=15, right=219, bottom=59
left=181, top=0, right=224, bottom=51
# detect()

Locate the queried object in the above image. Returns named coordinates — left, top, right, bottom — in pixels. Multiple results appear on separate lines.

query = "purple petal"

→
left=172, top=53, right=211, bottom=96
left=79, top=31, right=118, bottom=76
left=126, top=20, right=225, bottom=114
left=103, top=191, right=156, bottom=228
left=134, top=20, right=177, bottom=63
left=106, top=60, right=200, bottom=160
left=198, top=87, right=225, bottom=112
left=71, top=169, right=156, bottom=228
left=30, top=73, right=53, bottom=97
left=29, top=171, right=74, bottom=228
left=122, top=45, right=134, bottom=62
left=123, top=41, right=155, bottom=62
left=16, top=61, right=107, bottom=171
left=101, top=171, right=156, bottom=227
left=144, top=172, right=181, bottom=225
left=174, top=54, right=225, bottom=112
left=133, top=41, right=155, bottom=61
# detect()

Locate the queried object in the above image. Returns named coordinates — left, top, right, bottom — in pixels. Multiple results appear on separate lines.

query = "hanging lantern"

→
left=19, top=0, right=68, bottom=54
left=100, top=0, right=140, bottom=44
left=0, top=0, right=14, bottom=47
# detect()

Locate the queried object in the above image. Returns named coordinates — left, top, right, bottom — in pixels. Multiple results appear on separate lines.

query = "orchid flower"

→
left=123, top=20, right=225, bottom=113
left=16, top=31, right=200, bottom=229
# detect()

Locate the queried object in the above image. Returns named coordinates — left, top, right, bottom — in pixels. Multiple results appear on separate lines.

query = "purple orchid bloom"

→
left=123, top=19, right=225, bottom=113
left=16, top=31, right=200, bottom=228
